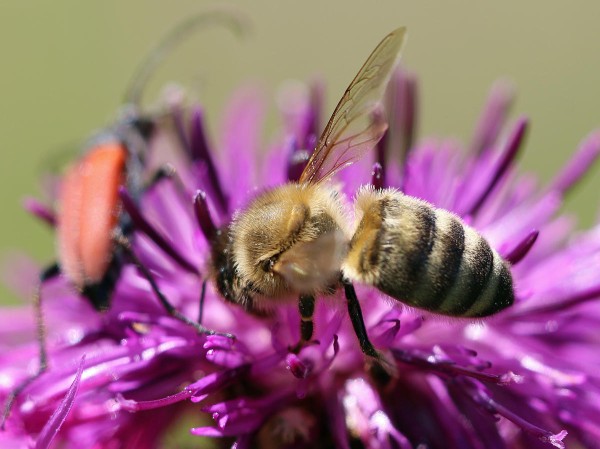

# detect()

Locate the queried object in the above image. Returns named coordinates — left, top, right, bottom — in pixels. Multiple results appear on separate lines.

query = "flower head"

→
left=2, top=65, right=600, bottom=448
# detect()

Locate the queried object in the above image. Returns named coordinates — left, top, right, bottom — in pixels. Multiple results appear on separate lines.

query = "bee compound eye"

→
left=260, top=257, right=276, bottom=273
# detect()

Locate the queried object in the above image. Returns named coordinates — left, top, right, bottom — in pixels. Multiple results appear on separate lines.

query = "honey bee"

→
left=211, top=27, right=514, bottom=360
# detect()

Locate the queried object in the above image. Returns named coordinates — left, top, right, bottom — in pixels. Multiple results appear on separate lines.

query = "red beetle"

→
left=52, top=9, right=248, bottom=308
left=1, top=11, right=243, bottom=427
left=53, top=117, right=197, bottom=310
left=55, top=123, right=153, bottom=310
left=30, top=8, right=248, bottom=311
left=0, top=116, right=160, bottom=428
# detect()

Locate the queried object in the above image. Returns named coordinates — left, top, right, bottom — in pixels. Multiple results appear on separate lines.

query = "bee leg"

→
left=343, top=280, right=396, bottom=385
left=114, top=233, right=234, bottom=339
left=299, top=294, right=316, bottom=343
left=342, top=280, right=378, bottom=358
left=290, top=294, right=316, bottom=353
left=1, top=263, right=59, bottom=430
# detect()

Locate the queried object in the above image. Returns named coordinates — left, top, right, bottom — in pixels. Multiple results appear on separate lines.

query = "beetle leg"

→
left=144, top=163, right=190, bottom=197
left=145, top=164, right=175, bottom=188
left=1, top=263, right=60, bottom=429
left=118, top=186, right=198, bottom=275
left=114, top=233, right=234, bottom=339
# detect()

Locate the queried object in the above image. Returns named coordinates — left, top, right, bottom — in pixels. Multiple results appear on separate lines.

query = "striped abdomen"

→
left=343, top=189, right=514, bottom=317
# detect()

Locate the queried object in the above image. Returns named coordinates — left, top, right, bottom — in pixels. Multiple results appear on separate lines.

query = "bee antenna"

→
left=123, top=9, right=250, bottom=108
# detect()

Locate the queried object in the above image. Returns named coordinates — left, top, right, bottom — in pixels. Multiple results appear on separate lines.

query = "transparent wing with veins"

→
left=299, top=27, right=407, bottom=185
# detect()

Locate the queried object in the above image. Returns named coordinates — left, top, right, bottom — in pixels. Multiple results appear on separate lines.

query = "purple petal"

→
left=467, top=117, right=528, bottom=216
left=22, top=197, right=55, bottom=227
left=503, top=229, right=539, bottom=265
left=189, top=106, right=229, bottom=212
left=550, top=130, right=600, bottom=194
left=35, top=356, right=85, bottom=449
left=119, top=186, right=198, bottom=274
left=469, top=80, right=514, bottom=155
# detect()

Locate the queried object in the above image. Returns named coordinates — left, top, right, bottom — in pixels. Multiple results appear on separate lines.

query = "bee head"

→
left=230, top=184, right=348, bottom=299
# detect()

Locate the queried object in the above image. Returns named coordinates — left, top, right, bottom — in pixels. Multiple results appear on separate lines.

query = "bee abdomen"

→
left=431, top=222, right=514, bottom=317
left=345, top=190, right=514, bottom=317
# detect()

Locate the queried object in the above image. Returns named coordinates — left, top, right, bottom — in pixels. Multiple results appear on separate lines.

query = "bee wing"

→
left=299, top=27, right=407, bottom=185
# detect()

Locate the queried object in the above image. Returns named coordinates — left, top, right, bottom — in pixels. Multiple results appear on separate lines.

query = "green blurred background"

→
left=1, top=1, right=599, bottom=305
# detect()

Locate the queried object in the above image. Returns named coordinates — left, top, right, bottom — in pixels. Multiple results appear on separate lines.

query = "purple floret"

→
left=2, top=68, right=600, bottom=448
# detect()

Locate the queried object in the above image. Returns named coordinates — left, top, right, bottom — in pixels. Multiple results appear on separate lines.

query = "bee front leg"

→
left=290, top=294, right=316, bottom=353
left=299, top=294, right=315, bottom=343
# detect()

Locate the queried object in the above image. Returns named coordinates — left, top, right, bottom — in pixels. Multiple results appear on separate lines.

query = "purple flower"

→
left=2, top=66, right=600, bottom=449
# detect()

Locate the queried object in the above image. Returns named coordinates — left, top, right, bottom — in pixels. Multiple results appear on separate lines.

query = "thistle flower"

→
left=2, top=66, right=600, bottom=449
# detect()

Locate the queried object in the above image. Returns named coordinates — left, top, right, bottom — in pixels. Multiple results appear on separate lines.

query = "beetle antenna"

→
left=123, top=9, right=250, bottom=108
